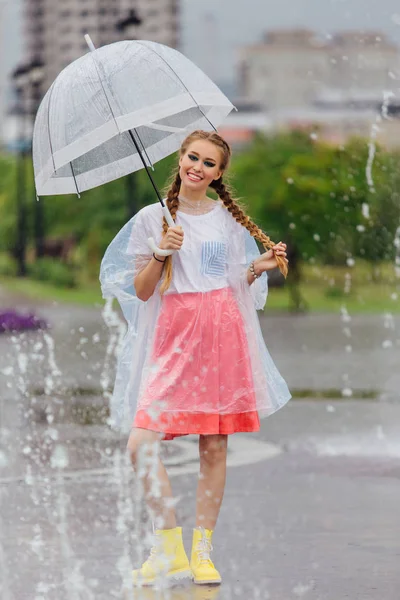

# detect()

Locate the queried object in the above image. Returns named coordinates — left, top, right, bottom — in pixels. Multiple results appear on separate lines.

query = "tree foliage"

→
left=1, top=131, right=400, bottom=280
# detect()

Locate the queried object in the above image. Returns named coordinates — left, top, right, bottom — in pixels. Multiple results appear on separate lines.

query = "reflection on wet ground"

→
left=1, top=290, right=400, bottom=598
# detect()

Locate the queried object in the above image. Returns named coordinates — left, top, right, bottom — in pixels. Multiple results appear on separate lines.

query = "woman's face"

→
left=179, top=140, right=223, bottom=194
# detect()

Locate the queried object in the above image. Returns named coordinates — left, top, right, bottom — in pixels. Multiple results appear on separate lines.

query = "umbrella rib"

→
left=128, top=130, right=164, bottom=206
left=132, top=127, right=154, bottom=170
left=88, top=51, right=155, bottom=172
left=135, top=41, right=218, bottom=132
left=46, top=82, right=57, bottom=172
left=87, top=51, right=120, bottom=130
left=70, top=162, right=81, bottom=198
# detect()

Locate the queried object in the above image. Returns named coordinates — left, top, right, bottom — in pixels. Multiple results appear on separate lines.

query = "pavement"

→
left=1, top=287, right=400, bottom=599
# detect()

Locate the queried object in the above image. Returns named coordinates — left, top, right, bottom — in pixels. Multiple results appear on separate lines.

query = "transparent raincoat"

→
left=100, top=201, right=291, bottom=434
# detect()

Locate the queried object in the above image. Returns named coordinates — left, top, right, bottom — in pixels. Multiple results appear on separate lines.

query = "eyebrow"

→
left=188, top=151, right=217, bottom=162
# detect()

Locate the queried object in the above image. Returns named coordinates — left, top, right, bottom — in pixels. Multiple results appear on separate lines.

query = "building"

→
left=238, top=29, right=400, bottom=111
left=23, top=0, right=180, bottom=96
left=0, top=0, right=24, bottom=147
left=239, top=29, right=330, bottom=111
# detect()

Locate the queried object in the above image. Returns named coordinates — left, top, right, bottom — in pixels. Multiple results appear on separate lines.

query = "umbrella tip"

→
left=84, top=34, right=96, bottom=52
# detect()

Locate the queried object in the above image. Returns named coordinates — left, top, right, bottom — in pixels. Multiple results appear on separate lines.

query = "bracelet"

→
left=249, top=261, right=261, bottom=279
left=153, top=253, right=166, bottom=263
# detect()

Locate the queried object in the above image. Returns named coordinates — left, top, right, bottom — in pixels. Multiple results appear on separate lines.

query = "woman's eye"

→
left=204, top=161, right=216, bottom=168
left=188, top=154, right=198, bottom=161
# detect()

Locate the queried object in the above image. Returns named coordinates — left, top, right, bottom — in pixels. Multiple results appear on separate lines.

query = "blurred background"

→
left=0, top=0, right=400, bottom=311
left=1, top=3, right=400, bottom=599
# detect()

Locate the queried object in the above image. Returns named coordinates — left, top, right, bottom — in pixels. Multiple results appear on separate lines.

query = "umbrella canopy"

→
left=33, top=39, right=235, bottom=196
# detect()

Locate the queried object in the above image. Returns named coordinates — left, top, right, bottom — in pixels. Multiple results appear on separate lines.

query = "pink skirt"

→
left=134, top=287, right=260, bottom=439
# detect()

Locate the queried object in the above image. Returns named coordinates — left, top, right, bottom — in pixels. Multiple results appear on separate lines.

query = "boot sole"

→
left=133, top=568, right=192, bottom=588
left=192, top=576, right=222, bottom=585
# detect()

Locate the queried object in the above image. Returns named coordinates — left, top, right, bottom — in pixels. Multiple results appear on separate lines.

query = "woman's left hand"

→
left=256, top=242, right=288, bottom=273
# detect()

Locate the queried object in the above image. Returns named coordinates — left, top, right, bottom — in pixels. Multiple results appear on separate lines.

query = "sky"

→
left=181, top=0, right=400, bottom=90
left=3, top=0, right=400, bottom=101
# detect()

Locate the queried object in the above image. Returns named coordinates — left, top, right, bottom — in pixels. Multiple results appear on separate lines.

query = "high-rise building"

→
left=24, top=0, right=180, bottom=96
left=0, top=0, right=24, bottom=145
left=238, top=29, right=400, bottom=111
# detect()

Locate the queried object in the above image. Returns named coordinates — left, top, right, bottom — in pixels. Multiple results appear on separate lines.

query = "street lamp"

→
left=115, top=7, right=142, bottom=218
left=115, top=8, right=141, bottom=34
left=26, top=58, right=45, bottom=259
left=11, top=63, right=30, bottom=277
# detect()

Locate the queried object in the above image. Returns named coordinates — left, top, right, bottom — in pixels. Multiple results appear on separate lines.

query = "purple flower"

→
left=0, top=310, right=48, bottom=333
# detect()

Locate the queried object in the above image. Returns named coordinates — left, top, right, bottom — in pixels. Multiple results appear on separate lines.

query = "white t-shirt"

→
left=127, top=201, right=248, bottom=295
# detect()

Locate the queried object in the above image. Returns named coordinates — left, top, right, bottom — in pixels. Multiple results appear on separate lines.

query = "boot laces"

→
left=196, top=533, right=213, bottom=564
left=146, top=532, right=161, bottom=565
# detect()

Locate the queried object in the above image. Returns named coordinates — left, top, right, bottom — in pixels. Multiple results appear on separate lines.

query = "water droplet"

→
left=382, top=340, right=393, bottom=349
left=50, top=445, right=69, bottom=469
left=342, top=388, right=353, bottom=397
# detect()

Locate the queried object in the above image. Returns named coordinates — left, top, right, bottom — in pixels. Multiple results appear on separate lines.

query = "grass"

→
left=266, top=283, right=400, bottom=314
left=2, top=260, right=400, bottom=313
left=3, top=276, right=103, bottom=306
left=266, top=261, right=400, bottom=314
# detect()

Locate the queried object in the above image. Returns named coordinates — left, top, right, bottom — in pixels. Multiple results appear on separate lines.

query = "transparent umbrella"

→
left=32, top=36, right=234, bottom=254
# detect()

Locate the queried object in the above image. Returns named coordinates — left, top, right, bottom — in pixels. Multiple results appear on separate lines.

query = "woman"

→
left=100, top=130, right=291, bottom=587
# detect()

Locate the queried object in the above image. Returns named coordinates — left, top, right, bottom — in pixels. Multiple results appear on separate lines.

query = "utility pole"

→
left=27, top=58, right=45, bottom=259
left=12, top=64, right=29, bottom=277
left=115, top=5, right=142, bottom=218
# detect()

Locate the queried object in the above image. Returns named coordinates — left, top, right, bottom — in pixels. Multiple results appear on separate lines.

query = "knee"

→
left=200, top=435, right=227, bottom=466
left=127, top=430, right=160, bottom=468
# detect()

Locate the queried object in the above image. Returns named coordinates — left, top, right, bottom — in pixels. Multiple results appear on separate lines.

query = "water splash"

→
left=366, top=91, right=394, bottom=193
left=0, top=487, right=12, bottom=600
left=43, top=332, right=62, bottom=396
left=340, top=307, right=353, bottom=397
left=394, top=226, right=400, bottom=279
left=52, top=446, right=95, bottom=600
left=113, top=449, right=134, bottom=595
left=100, top=298, right=126, bottom=405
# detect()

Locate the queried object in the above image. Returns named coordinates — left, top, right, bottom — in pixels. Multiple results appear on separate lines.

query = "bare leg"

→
left=127, top=427, right=176, bottom=529
left=196, top=434, right=228, bottom=530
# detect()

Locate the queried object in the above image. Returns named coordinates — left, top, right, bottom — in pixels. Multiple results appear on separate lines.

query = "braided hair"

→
left=159, top=130, right=288, bottom=295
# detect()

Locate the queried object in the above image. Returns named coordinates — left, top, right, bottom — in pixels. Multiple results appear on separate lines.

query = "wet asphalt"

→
left=0, top=288, right=399, bottom=599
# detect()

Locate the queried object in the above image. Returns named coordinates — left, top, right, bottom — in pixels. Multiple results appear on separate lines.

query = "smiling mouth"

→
left=187, top=172, right=203, bottom=182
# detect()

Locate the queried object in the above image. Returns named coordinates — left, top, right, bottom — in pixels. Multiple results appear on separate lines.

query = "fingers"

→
left=164, top=226, right=184, bottom=250
left=273, top=241, right=287, bottom=258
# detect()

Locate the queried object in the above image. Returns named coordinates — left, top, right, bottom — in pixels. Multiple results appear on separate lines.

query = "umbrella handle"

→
left=146, top=205, right=177, bottom=257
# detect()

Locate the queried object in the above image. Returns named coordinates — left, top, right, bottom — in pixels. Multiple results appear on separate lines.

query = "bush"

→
left=0, top=253, right=18, bottom=276
left=324, top=285, right=346, bottom=299
left=28, top=258, right=77, bottom=288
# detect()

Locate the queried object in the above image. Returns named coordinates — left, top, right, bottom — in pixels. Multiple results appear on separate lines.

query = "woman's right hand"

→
left=158, top=226, right=184, bottom=251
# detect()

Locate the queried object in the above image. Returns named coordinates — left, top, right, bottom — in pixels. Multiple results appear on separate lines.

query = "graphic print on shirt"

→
left=201, top=240, right=227, bottom=277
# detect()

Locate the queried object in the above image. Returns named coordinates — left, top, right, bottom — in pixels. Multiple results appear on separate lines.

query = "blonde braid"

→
left=212, top=178, right=288, bottom=278
left=159, top=170, right=181, bottom=295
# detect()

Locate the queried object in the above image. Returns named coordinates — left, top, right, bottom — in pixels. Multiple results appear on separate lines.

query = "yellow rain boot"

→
left=132, top=526, right=191, bottom=587
left=190, top=527, right=222, bottom=585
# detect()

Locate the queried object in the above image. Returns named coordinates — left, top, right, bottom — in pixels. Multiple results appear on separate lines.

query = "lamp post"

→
left=26, top=58, right=45, bottom=259
left=115, top=7, right=142, bottom=218
left=11, top=64, right=30, bottom=277
left=115, top=8, right=142, bottom=35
